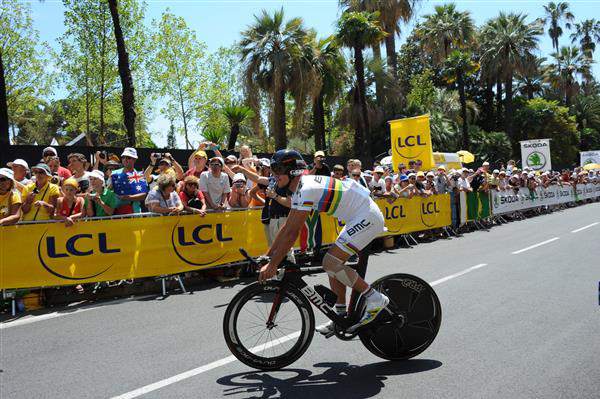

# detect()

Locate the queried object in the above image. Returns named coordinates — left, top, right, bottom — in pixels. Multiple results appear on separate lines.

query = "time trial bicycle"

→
left=223, top=248, right=441, bottom=370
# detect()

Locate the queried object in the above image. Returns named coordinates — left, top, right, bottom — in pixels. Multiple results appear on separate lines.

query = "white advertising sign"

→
left=580, top=151, right=600, bottom=166
left=520, top=139, right=552, bottom=171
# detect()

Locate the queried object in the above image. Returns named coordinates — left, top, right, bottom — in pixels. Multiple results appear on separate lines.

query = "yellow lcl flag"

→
left=389, top=114, right=435, bottom=172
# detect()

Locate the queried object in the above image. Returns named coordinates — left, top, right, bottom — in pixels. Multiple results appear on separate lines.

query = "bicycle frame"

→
left=265, top=248, right=370, bottom=333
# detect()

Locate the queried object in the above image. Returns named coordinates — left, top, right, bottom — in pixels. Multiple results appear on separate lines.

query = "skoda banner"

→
left=520, top=139, right=552, bottom=171
left=389, top=114, right=435, bottom=172
left=580, top=150, right=600, bottom=166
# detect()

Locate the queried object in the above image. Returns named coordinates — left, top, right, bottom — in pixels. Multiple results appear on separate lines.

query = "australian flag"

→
left=111, top=170, right=148, bottom=196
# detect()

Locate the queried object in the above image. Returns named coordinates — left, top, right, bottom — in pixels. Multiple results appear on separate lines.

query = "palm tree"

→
left=310, top=36, right=347, bottom=151
left=418, top=4, right=475, bottom=148
left=515, top=56, right=547, bottom=99
left=571, top=95, right=600, bottom=131
left=548, top=45, right=591, bottom=105
left=480, top=13, right=542, bottom=139
left=541, top=2, right=575, bottom=52
left=336, top=11, right=387, bottom=157
left=107, top=0, right=136, bottom=146
left=417, top=4, right=475, bottom=63
left=443, top=50, right=479, bottom=149
left=239, top=8, right=309, bottom=150
left=570, top=19, right=600, bottom=57
left=222, top=102, right=255, bottom=151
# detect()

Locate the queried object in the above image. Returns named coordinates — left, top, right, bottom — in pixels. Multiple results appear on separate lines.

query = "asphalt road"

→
left=2, top=202, right=599, bottom=399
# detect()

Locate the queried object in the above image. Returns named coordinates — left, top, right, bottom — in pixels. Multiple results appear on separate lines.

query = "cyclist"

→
left=259, top=149, right=389, bottom=335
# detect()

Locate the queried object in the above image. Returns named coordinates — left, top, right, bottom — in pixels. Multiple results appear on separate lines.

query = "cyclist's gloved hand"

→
left=258, top=262, right=277, bottom=284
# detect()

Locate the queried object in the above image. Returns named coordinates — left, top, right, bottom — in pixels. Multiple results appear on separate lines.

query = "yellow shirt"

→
left=21, top=181, right=60, bottom=221
left=0, top=189, right=21, bottom=218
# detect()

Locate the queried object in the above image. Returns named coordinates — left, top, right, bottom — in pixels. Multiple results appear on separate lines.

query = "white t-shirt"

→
left=199, top=171, right=231, bottom=206
left=458, top=177, right=471, bottom=191
left=369, top=177, right=384, bottom=192
left=291, top=175, right=371, bottom=222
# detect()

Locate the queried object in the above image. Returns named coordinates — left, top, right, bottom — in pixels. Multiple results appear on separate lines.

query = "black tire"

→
left=358, top=273, right=442, bottom=361
left=223, top=281, right=315, bottom=370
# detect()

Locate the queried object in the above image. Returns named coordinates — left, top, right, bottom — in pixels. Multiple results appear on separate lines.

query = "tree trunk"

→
left=313, top=91, right=326, bottom=151
left=457, top=69, right=469, bottom=150
left=273, top=85, right=287, bottom=150
left=496, top=78, right=503, bottom=131
left=372, top=44, right=384, bottom=108
left=0, top=51, right=10, bottom=146
left=384, top=25, right=397, bottom=77
left=354, top=44, right=371, bottom=157
left=484, top=81, right=494, bottom=131
left=504, top=71, right=514, bottom=139
left=85, top=59, right=92, bottom=146
left=227, top=123, right=240, bottom=151
left=108, top=0, right=136, bottom=147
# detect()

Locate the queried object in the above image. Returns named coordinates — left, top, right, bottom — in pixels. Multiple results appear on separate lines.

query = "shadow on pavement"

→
left=216, top=359, right=442, bottom=398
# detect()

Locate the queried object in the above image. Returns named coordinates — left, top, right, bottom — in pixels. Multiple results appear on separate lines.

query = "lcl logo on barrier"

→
left=171, top=223, right=231, bottom=266
left=384, top=205, right=407, bottom=220
left=394, top=134, right=428, bottom=159
left=37, top=231, right=117, bottom=280
left=420, top=200, right=440, bottom=228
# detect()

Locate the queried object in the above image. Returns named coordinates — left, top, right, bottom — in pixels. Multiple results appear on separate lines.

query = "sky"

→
left=26, top=0, right=600, bottom=148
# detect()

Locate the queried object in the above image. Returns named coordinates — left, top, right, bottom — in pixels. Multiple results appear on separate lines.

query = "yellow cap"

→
left=416, top=171, right=425, bottom=177
left=63, top=178, right=79, bottom=189
left=193, top=150, right=207, bottom=159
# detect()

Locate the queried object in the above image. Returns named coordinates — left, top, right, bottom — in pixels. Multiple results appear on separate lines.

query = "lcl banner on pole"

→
left=389, top=114, right=435, bottom=172
left=580, top=151, right=600, bottom=166
left=520, top=139, right=552, bottom=171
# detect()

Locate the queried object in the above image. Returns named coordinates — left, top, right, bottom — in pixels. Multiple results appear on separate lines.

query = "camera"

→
left=203, top=143, right=220, bottom=151
left=33, top=187, right=40, bottom=194
left=99, top=151, right=108, bottom=160
left=50, top=175, right=60, bottom=185
left=152, top=152, right=164, bottom=159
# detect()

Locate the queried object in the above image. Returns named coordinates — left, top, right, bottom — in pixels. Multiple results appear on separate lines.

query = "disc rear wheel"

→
left=358, top=273, right=442, bottom=360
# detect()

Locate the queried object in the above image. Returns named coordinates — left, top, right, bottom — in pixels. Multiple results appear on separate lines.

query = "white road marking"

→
left=571, top=222, right=598, bottom=233
left=111, top=263, right=490, bottom=398
left=0, top=296, right=153, bottom=330
left=511, top=237, right=560, bottom=255
left=429, top=264, right=488, bottom=286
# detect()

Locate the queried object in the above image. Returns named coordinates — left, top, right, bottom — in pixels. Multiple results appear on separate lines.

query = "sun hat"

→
left=0, top=168, right=14, bottom=180
left=42, top=146, right=57, bottom=156
left=63, top=178, right=79, bottom=189
left=233, top=173, right=246, bottom=182
left=89, top=170, right=105, bottom=182
left=7, top=159, right=29, bottom=170
left=121, top=147, right=138, bottom=159
left=314, top=150, right=325, bottom=157
left=31, top=163, right=52, bottom=176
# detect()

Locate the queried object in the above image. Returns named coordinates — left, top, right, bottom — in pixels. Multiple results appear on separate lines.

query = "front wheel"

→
left=223, top=281, right=315, bottom=370
left=358, top=273, right=442, bottom=360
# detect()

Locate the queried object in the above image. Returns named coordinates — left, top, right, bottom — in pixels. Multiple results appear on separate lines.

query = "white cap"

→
left=384, top=175, right=393, bottom=181
left=542, top=171, right=550, bottom=176
left=407, top=173, right=416, bottom=178
left=426, top=172, right=435, bottom=177
left=0, top=167, right=14, bottom=180
left=528, top=172, right=535, bottom=178
left=89, top=169, right=105, bottom=182
left=461, top=168, right=469, bottom=173
left=374, top=166, right=384, bottom=173
left=493, top=169, right=500, bottom=174
left=42, top=146, right=57, bottom=156
left=233, top=173, right=246, bottom=182
left=226, top=154, right=238, bottom=162
left=482, top=161, right=490, bottom=166
left=121, top=147, right=138, bottom=159
left=259, top=158, right=270, bottom=167
left=7, top=159, right=29, bottom=170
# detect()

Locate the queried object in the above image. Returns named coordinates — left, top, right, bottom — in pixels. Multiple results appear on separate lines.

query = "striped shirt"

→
left=291, top=175, right=371, bottom=221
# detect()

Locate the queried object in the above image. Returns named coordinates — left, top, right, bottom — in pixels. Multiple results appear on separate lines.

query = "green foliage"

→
left=167, top=120, right=176, bottom=148
left=1, top=0, right=53, bottom=138
left=514, top=98, right=578, bottom=167
left=469, top=127, right=512, bottom=163
left=335, top=11, right=387, bottom=49
left=407, top=69, right=436, bottom=110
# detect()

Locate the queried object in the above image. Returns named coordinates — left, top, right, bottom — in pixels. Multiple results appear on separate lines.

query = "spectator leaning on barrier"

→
left=67, top=153, right=92, bottom=194
left=111, top=147, right=148, bottom=214
left=103, top=160, right=121, bottom=188
left=85, top=170, right=119, bottom=217
left=21, top=163, right=60, bottom=221
left=457, top=168, right=473, bottom=192
left=199, top=157, right=230, bottom=210
left=434, top=166, right=449, bottom=194
left=179, top=175, right=206, bottom=215
left=425, top=172, right=438, bottom=194
left=145, top=174, right=183, bottom=215
left=229, top=173, right=251, bottom=209
left=54, top=178, right=85, bottom=227
left=7, top=158, right=31, bottom=188
left=0, top=168, right=22, bottom=226
left=415, top=171, right=431, bottom=196
left=248, top=159, right=270, bottom=208
left=396, top=175, right=414, bottom=198
left=309, top=150, right=331, bottom=176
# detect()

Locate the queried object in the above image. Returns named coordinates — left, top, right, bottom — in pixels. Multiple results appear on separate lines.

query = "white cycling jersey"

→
left=291, top=175, right=372, bottom=221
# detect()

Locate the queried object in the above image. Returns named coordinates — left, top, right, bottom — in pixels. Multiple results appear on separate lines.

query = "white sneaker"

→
left=315, top=320, right=335, bottom=336
left=348, top=291, right=389, bottom=333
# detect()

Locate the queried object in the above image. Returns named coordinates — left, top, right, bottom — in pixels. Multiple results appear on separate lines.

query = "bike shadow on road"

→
left=216, top=359, right=442, bottom=399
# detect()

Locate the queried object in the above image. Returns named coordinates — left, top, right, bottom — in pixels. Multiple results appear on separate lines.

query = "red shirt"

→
left=57, top=166, right=72, bottom=179
left=179, top=190, right=204, bottom=205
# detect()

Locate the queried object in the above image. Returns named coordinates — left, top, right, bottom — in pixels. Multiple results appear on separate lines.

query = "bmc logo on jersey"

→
left=347, top=219, right=371, bottom=236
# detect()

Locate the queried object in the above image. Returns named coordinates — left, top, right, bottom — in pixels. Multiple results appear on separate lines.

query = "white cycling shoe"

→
left=348, top=291, right=389, bottom=333
left=316, top=320, right=335, bottom=337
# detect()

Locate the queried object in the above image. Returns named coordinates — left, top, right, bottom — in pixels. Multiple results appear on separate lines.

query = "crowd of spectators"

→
left=1, top=144, right=599, bottom=229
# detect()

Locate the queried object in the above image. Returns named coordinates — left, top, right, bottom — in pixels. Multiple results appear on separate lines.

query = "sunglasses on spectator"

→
left=186, top=183, right=198, bottom=187
left=33, top=170, right=47, bottom=175
left=409, top=177, right=416, bottom=180
left=352, top=173, right=361, bottom=177
left=225, top=160, right=236, bottom=164
left=209, top=163, right=222, bottom=167
left=43, top=152, right=55, bottom=157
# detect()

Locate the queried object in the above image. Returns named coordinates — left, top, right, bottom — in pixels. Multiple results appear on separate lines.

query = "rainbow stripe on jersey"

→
left=317, top=177, right=343, bottom=215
